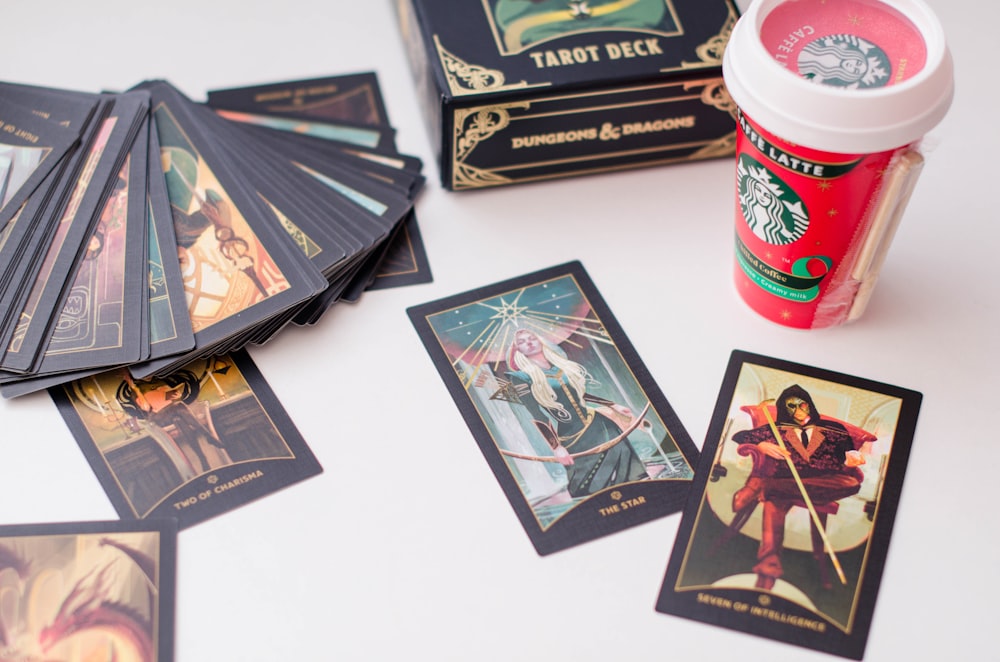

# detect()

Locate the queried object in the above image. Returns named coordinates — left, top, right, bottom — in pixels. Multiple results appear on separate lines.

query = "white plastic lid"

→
left=723, top=0, right=954, bottom=153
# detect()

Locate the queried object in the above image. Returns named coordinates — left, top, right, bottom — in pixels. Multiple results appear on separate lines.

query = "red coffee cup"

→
left=723, top=0, right=953, bottom=328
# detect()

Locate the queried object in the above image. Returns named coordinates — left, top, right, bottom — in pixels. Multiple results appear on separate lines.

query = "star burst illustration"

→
left=428, top=276, right=608, bottom=389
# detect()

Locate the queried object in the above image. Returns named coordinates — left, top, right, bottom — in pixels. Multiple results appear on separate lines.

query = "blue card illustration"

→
left=408, top=261, right=698, bottom=554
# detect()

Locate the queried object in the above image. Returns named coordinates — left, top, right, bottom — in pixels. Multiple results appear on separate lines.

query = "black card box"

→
left=393, top=0, right=740, bottom=190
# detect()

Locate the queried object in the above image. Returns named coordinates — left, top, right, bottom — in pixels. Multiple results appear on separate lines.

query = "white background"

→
left=1, top=0, right=996, bottom=660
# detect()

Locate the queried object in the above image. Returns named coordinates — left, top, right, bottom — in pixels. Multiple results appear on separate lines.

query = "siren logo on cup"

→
left=737, top=154, right=809, bottom=246
left=798, top=34, right=892, bottom=89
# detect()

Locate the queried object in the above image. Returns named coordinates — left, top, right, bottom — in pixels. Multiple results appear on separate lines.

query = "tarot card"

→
left=148, top=115, right=386, bottom=344
left=226, top=119, right=414, bottom=231
left=0, top=92, right=149, bottom=373
left=209, top=108, right=422, bottom=180
left=407, top=261, right=699, bottom=555
left=205, top=73, right=397, bottom=152
left=0, top=81, right=102, bottom=230
left=0, top=92, right=145, bottom=371
left=366, top=209, right=433, bottom=290
left=267, top=139, right=413, bottom=279
left=207, top=74, right=432, bottom=290
left=192, top=108, right=395, bottom=342
left=252, top=146, right=409, bottom=312
left=209, top=108, right=394, bottom=151
left=330, top=208, right=429, bottom=304
left=205, top=131, right=371, bottom=342
left=0, top=121, right=151, bottom=395
left=204, top=109, right=375, bottom=268
left=229, top=121, right=424, bottom=198
left=209, top=123, right=413, bottom=326
left=0, top=124, right=193, bottom=398
left=335, top=220, right=410, bottom=304
left=0, top=163, right=65, bottom=313
left=206, top=73, right=425, bottom=195
left=51, top=350, right=323, bottom=529
left=0, top=95, right=112, bottom=325
left=0, top=96, right=81, bottom=231
left=144, top=113, right=195, bottom=362
left=0, top=518, right=176, bottom=661
left=0, top=80, right=102, bottom=133
left=655, top=350, right=922, bottom=660
left=26, top=116, right=151, bottom=375
left=206, top=72, right=391, bottom=126
left=127, top=80, right=328, bottom=372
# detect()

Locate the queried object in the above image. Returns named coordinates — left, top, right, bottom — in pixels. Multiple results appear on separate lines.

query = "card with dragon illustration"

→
left=0, top=518, right=176, bottom=661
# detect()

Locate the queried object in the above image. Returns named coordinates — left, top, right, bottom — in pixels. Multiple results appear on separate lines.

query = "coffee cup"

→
left=723, top=0, right=953, bottom=328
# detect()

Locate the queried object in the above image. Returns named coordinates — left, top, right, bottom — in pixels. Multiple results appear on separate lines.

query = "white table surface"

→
left=1, top=0, right=995, bottom=660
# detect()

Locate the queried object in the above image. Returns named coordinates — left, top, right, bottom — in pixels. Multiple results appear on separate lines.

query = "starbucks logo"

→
left=738, top=155, right=809, bottom=246
left=798, top=34, right=891, bottom=89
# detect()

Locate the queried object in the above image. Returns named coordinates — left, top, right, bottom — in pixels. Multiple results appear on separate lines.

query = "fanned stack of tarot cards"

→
left=0, top=74, right=429, bottom=398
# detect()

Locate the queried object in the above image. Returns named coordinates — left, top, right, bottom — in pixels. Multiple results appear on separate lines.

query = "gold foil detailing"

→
left=435, top=35, right=541, bottom=96
left=455, top=106, right=511, bottom=161
left=687, top=79, right=736, bottom=158
left=679, top=3, right=737, bottom=68
left=689, top=132, right=736, bottom=160
left=696, top=79, right=737, bottom=117
left=453, top=104, right=529, bottom=188
left=454, top=163, right=513, bottom=189
left=450, top=78, right=736, bottom=189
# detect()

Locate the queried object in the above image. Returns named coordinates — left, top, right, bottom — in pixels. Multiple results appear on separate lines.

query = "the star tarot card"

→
left=408, top=261, right=698, bottom=555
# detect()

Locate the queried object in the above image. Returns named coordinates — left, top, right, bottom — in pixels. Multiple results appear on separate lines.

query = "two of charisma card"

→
left=0, top=518, right=177, bottom=661
left=656, top=350, right=922, bottom=660
left=408, top=261, right=699, bottom=555
left=50, top=350, right=322, bottom=530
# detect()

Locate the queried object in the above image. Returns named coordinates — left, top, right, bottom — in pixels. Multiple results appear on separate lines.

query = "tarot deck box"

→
left=393, top=0, right=740, bottom=190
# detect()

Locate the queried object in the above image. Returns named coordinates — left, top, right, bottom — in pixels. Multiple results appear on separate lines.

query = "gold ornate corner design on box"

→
left=452, top=103, right=531, bottom=189
left=677, top=3, right=737, bottom=70
left=688, top=131, right=736, bottom=159
left=687, top=79, right=737, bottom=159
left=435, top=36, right=547, bottom=97
left=453, top=162, right=513, bottom=189
left=695, top=79, right=737, bottom=118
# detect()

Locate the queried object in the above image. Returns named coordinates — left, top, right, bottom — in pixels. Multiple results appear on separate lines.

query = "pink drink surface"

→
left=760, top=0, right=927, bottom=89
